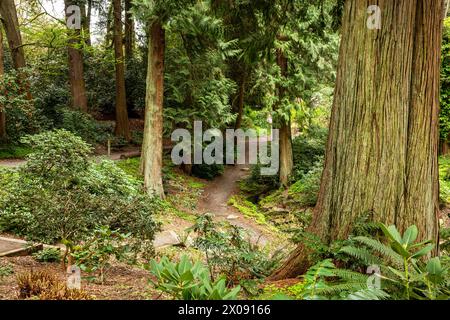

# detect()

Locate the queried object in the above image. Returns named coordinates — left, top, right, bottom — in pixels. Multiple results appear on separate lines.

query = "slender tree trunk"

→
left=140, top=21, right=165, bottom=197
left=234, top=72, right=246, bottom=130
left=124, top=0, right=134, bottom=61
left=113, top=0, right=131, bottom=140
left=105, top=1, right=114, bottom=47
left=270, top=0, right=443, bottom=280
left=65, top=0, right=88, bottom=112
left=81, top=0, right=92, bottom=46
left=0, top=27, right=5, bottom=140
left=444, top=0, right=449, bottom=18
left=277, top=49, right=293, bottom=187
left=0, top=0, right=31, bottom=100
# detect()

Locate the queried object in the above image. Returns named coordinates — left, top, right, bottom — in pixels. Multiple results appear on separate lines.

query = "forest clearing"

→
left=0, top=0, right=450, bottom=306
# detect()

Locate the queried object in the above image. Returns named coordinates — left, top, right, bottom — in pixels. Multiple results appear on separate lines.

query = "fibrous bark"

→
left=271, top=0, right=443, bottom=280
left=124, top=0, right=134, bottom=61
left=0, top=0, right=31, bottom=100
left=65, top=0, right=88, bottom=112
left=140, top=21, right=165, bottom=198
left=0, top=26, right=5, bottom=140
left=277, top=49, right=293, bottom=187
left=113, top=0, right=131, bottom=140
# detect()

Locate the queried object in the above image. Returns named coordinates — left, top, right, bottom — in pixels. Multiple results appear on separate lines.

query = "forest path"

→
left=196, top=138, right=273, bottom=246
left=0, top=147, right=141, bottom=168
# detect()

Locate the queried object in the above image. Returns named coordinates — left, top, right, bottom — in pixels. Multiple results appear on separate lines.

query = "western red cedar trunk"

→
left=0, top=27, right=5, bottom=140
left=113, top=0, right=131, bottom=140
left=0, top=0, right=31, bottom=100
left=124, top=0, right=134, bottom=61
left=64, top=0, right=88, bottom=112
left=140, top=21, right=165, bottom=198
left=277, top=49, right=293, bottom=187
left=270, top=0, right=443, bottom=280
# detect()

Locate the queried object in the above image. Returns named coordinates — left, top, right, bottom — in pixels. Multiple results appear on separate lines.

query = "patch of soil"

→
left=0, top=256, right=157, bottom=300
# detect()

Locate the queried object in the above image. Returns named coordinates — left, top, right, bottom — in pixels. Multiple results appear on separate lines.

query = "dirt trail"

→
left=197, top=138, right=272, bottom=246
left=0, top=147, right=141, bottom=168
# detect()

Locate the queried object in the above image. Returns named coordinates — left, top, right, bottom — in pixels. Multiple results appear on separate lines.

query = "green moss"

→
left=188, top=181, right=206, bottom=189
left=228, top=195, right=271, bottom=227
left=0, top=145, right=32, bottom=159
left=439, top=156, right=450, bottom=204
left=116, top=158, right=142, bottom=180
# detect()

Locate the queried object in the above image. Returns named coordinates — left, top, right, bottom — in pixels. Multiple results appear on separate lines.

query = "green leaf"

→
left=411, top=244, right=434, bottom=259
left=402, top=225, right=418, bottom=246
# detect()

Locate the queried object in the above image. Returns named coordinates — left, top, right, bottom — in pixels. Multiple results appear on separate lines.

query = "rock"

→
left=153, top=230, right=182, bottom=248
left=227, top=214, right=239, bottom=220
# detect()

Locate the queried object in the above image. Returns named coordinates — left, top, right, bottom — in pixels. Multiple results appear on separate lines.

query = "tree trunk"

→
left=140, top=21, right=165, bottom=198
left=0, top=26, right=5, bottom=140
left=277, top=49, right=293, bottom=187
left=65, top=0, right=88, bottom=112
left=124, top=0, right=134, bottom=61
left=270, top=0, right=443, bottom=280
left=0, top=0, right=31, bottom=100
left=113, top=0, right=131, bottom=140
left=444, top=0, right=449, bottom=18
left=234, top=72, right=246, bottom=130
left=105, top=2, right=114, bottom=47
left=82, top=0, right=92, bottom=46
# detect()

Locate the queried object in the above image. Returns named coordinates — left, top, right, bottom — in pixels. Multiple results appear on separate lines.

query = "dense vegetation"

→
left=0, top=0, right=449, bottom=301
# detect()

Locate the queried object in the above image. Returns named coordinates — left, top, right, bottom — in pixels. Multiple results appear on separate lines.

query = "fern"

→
left=352, top=236, right=404, bottom=267
left=347, top=288, right=390, bottom=300
left=339, top=246, right=382, bottom=266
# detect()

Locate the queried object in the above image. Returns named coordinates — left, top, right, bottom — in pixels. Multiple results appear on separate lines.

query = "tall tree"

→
left=113, top=0, right=131, bottom=140
left=0, top=0, right=31, bottom=100
left=124, top=0, right=134, bottom=60
left=65, top=0, right=88, bottom=112
left=140, top=20, right=165, bottom=197
left=0, top=25, right=5, bottom=140
left=81, top=0, right=92, bottom=46
left=277, top=48, right=293, bottom=186
left=271, top=0, right=444, bottom=280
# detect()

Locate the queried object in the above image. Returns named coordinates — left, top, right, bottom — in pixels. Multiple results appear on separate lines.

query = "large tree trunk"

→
left=0, top=0, right=25, bottom=69
left=113, top=0, right=131, bottom=140
left=0, top=26, right=5, bottom=140
left=65, top=0, right=88, bottom=112
left=124, top=0, right=134, bottom=61
left=0, top=0, right=31, bottom=100
left=277, top=49, right=293, bottom=187
left=140, top=21, right=165, bottom=198
left=270, top=0, right=443, bottom=280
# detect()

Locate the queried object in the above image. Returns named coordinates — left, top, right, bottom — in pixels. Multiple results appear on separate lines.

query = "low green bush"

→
left=288, top=159, right=323, bottom=207
left=187, top=214, right=283, bottom=285
left=191, top=163, right=224, bottom=180
left=148, top=255, right=241, bottom=300
left=71, top=226, right=133, bottom=284
left=0, top=130, right=161, bottom=260
left=32, top=248, right=61, bottom=263
left=291, top=126, right=327, bottom=181
left=58, top=108, right=113, bottom=145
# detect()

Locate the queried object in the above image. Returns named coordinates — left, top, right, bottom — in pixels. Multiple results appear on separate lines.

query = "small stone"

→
left=227, top=214, right=239, bottom=220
